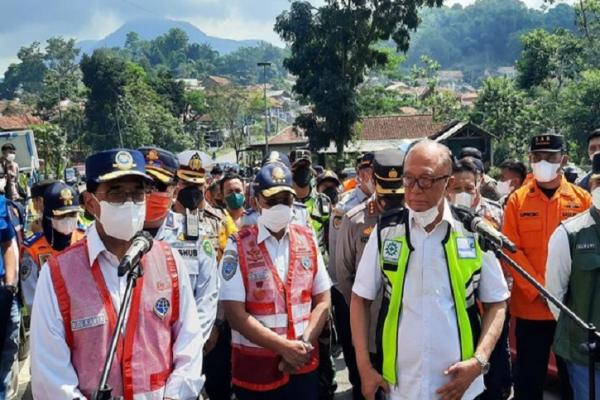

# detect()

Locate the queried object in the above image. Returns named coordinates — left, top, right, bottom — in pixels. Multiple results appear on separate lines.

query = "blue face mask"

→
left=225, top=192, right=245, bottom=210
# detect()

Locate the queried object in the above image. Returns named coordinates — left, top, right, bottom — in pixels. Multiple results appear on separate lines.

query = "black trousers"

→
left=514, top=318, right=572, bottom=400
left=234, top=370, right=319, bottom=400
left=332, top=287, right=363, bottom=399
left=203, top=323, right=232, bottom=399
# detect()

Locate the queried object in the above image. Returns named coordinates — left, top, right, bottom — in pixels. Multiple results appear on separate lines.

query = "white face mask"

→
left=453, top=192, right=474, bottom=209
left=496, top=180, right=514, bottom=197
left=593, top=187, right=600, bottom=210
left=51, top=217, right=78, bottom=235
left=97, top=200, right=146, bottom=241
left=532, top=160, right=560, bottom=183
left=408, top=204, right=440, bottom=228
left=258, top=204, right=293, bottom=233
left=5, top=154, right=15, bottom=162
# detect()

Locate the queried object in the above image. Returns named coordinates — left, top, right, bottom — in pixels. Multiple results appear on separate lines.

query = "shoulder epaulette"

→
left=23, top=232, right=43, bottom=247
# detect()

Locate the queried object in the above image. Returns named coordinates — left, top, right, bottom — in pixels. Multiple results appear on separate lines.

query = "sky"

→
left=0, top=0, right=573, bottom=77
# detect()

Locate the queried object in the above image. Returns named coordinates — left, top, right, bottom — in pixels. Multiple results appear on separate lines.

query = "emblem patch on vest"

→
left=302, top=256, right=312, bottom=270
left=20, top=263, right=31, bottom=279
left=202, top=240, right=214, bottom=257
left=383, top=240, right=401, bottom=264
left=71, top=313, right=107, bottom=331
left=456, top=237, right=477, bottom=259
left=154, top=297, right=170, bottom=319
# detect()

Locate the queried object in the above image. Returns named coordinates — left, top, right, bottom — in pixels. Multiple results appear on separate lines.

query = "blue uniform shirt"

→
left=0, top=195, right=16, bottom=278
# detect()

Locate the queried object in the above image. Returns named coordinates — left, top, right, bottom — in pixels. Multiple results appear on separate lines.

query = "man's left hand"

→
left=435, top=358, right=481, bottom=400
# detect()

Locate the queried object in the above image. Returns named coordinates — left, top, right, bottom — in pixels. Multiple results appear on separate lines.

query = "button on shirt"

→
left=353, top=202, right=509, bottom=400
left=219, top=221, right=332, bottom=303
left=30, top=223, right=204, bottom=400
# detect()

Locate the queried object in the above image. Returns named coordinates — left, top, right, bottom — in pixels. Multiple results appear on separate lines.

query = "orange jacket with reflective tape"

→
left=502, top=177, right=591, bottom=320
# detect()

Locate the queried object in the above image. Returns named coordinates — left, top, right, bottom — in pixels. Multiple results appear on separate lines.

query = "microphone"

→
left=452, top=205, right=517, bottom=253
left=117, top=231, right=154, bottom=276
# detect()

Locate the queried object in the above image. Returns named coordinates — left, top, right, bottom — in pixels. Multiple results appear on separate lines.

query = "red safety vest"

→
left=232, top=224, right=319, bottom=391
left=48, top=239, right=179, bottom=400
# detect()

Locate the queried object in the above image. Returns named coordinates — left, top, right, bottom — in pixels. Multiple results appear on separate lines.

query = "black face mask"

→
left=379, top=195, right=404, bottom=212
left=177, top=186, right=204, bottom=210
left=322, top=187, right=338, bottom=204
left=293, top=167, right=312, bottom=187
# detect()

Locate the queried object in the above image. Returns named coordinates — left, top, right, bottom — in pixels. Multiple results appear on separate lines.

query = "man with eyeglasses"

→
left=220, top=162, right=332, bottom=400
left=351, top=140, right=509, bottom=400
left=20, top=182, right=86, bottom=310
left=30, top=149, right=204, bottom=400
left=502, top=133, right=591, bottom=399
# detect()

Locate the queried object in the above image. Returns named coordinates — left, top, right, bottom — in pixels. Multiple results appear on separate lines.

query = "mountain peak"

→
left=78, top=18, right=263, bottom=55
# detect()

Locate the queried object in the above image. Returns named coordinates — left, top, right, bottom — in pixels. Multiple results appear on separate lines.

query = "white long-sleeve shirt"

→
left=545, top=225, right=573, bottom=320
left=30, top=224, right=204, bottom=400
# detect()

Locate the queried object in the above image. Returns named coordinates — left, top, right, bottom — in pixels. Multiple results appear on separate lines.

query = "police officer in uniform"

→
left=30, top=149, right=204, bottom=399
left=20, top=182, right=85, bottom=310
left=334, top=149, right=404, bottom=399
left=174, top=150, right=224, bottom=256
left=220, top=162, right=332, bottom=400
left=289, top=150, right=331, bottom=256
left=140, top=147, right=218, bottom=342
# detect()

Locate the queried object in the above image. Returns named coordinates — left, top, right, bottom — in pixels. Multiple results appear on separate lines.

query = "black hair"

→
left=452, top=158, right=480, bottom=177
left=588, top=128, right=600, bottom=145
left=219, top=173, right=242, bottom=193
left=499, top=160, right=527, bottom=183
left=86, top=181, right=99, bottom=194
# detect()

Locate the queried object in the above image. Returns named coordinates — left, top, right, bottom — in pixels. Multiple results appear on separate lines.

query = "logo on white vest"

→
left=154, top=297, right=170, bottom=319
left=383, top=240, right=401, bottom=264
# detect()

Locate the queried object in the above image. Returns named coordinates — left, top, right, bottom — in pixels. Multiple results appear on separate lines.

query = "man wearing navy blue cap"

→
left=20, top=182, right=86, bottom=310
left=30, top=149, right=204, bottom=400
left=221, top=162, right=332, bottom=400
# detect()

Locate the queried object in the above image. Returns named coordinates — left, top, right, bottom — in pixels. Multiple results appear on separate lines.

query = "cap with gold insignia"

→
left=373, top=149, right=405, bottom=195
left=253, top=163, right=296, bottom=198
left=85, top=149, right=152, bottom=184
left=289, top=149, right=312, bottom=167
left=316, top=170, right=341, bottom=187
left=138, top=147, right=180, bottom=184
left=176, top=150, right=213, bottom=184
left=44, top=182, right=80, bottom=216
left=261, top=151, right=291, bottom=168
left=31, top=179, right=60, bottom=199
left=530, top=133, right=566, bottom=153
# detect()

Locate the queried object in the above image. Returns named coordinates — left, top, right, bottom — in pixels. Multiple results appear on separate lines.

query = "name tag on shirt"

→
left=456, top=237, right=477, bottom=259
left=71, top=313, right=107, bottom=331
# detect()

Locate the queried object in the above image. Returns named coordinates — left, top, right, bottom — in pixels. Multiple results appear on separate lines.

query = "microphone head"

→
left=134, top=230, right=154, bottom=251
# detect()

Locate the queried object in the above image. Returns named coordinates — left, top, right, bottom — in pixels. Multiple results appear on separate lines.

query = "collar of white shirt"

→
left=256, top=221, right=289, bottom=245
left=86, top=222, right=119, bottom=267
left=408, top=200, right=456, bottom=232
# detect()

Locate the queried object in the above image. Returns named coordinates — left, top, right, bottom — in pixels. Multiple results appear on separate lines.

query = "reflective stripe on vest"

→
left=379, top=223, right=482, bottom=385
left=232, top=224, right=319, bottom=391
left=48, top=239, right=179, bottom=400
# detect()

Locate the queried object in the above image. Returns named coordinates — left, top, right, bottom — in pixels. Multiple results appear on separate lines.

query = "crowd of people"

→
left=0, top=130, right=599, bottom=400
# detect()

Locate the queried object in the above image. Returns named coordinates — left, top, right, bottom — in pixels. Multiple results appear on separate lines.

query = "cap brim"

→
left=530, top=149, right=562, bottom=153
left=376, top=182, right=404, bottom=195
left=97, top=170, right=153, bottom=183
left=176, top=170, right=206, bottom=184
left=262, top=186, right=296, bottom=197
left=52, top=206, right=81, bottom=217
left=147, top=168, right=175, bottom=184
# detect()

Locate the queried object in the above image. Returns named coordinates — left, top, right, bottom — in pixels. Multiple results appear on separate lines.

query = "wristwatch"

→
left=4, top=283, right=18, bottom=296
left=474, top=353, right=490, bottom=375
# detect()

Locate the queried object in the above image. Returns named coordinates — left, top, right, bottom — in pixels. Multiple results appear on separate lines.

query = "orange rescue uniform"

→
left=502, top=177, right=591, bottom=320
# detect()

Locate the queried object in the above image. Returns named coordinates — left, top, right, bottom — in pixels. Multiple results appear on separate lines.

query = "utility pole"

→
left=257, top=62, right=271, bottom=156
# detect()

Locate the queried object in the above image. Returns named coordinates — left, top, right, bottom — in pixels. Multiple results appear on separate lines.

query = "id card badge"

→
left=456, top=237, right=477, bottom=259
left=185, top=209, right=200, bottom=240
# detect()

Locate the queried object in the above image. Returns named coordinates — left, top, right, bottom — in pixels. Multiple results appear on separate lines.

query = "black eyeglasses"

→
left=95, top=190, right=149, bottom=204
left=264, top=194, right=293, bottom=207
left=402, top=175, right=450, bottom=190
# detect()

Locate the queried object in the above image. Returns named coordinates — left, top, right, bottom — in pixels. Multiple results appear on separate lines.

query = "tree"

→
left=275, top=0, right=443, bottom=164
left=0, top=42, right=47, bottom=99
